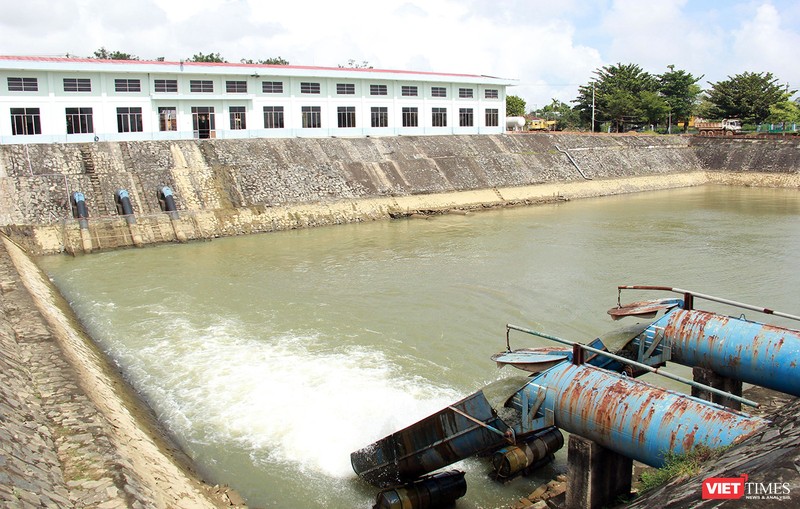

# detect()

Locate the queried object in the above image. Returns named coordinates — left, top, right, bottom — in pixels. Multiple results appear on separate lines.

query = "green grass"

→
left=638, top=445, right=729, bottom=493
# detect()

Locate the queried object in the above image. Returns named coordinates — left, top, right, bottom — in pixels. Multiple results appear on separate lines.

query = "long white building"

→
left=0, top=56, right=515, bottom=144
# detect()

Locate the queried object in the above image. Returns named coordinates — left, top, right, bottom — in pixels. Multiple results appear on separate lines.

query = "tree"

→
left=658, top=65, right=703, bottom=132
left=241, top=57, right=289, bottom=65
left=575, top=63, right=662, bottom=132
left=704, top=71, right=794, bottom=124
left=531, top=99, right=582, bottom=130
left=506, top=95, right=526, bottom=117
left=766, top=96, right=800, bottom=124
left=189, top=52, right=226, bottom=63
left=92, top=47, right=138, bottom=60
left=339, top=59, right=373, bottom=69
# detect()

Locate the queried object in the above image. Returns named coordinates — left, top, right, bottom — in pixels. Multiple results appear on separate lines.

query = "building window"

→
left=10, top=108, right=41, bottom=135
left=485, top=89, right=499, bottom=99
left=301, top=106, right=321, bottom=128
left=191, top=106, right=215, bottom=138
left=116, top=107, right=143, bottom=132
left=432, top=107, right=447, bottom=127
left=371, top=107, right=388, bottom=128
left=63, top=78, right=91, bottom=92
left=159, top=107, right=177, bottom=131
left=458, top=88, right=474, bottom=99
left=459, top=108, right=474, bottom=127
left=226, top=81, right=247, bottom=93
left=401, top=85, right=418, bottom=97
left=263, top=106, right=285, bottom=128
left=337, top=107, right=356, bottom=128
left=65, top=107, right=94, bottom=134
left=262, top=81, right=283, bottom=93
left=431, top=86, right=447, bottom=98
left=336, top=83, right=355, bottom=95
left=8, top=77, right=38, bottom=92
left=154, top=79, right=178, bottom=93
left=485, top=108, right=499, bottom=127
left=402, top=107, right=418, bottom=127
left=115, top=79, right=141, bottom=92
left=190, top=80, right=214, bottom=93
left=230, top=106, right=247, bottom=129
left=301, top=82, right=320, bottom=94
left=370, top=84, right=388, bottom=96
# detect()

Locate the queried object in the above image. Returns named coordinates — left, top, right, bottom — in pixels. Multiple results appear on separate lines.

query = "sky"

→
left=2, top=0, right=799, bottom=109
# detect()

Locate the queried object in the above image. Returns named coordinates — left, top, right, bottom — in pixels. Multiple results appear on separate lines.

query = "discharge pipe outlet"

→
left=492, top=426, right=563, bottom=478
left=70, top=192, right=89, bottom=225
left=115, top=189, right=135, bottom=219
left=374, top=470, right=467, bottom=509
left=158, top=186, right=178, bottom=216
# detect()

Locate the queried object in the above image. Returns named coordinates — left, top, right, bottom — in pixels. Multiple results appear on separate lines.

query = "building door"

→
left=191, top=106, right=215, bottom=139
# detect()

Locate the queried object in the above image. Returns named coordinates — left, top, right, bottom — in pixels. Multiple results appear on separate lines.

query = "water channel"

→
left=38, top=185, right=800, bottom=509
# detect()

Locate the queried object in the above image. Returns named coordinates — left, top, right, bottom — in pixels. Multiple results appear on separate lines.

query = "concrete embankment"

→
left=0, top=133, right=798, bottom=508
left=2, top=133, right=798, bottom=255
left=0, top=235, right=244, bottom=508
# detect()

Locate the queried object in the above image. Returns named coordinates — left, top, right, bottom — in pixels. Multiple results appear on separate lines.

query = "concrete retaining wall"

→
left=0, top=134, right=798, bottom=254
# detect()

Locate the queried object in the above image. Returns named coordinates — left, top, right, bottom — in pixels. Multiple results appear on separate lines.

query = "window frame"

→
left=116, top=107, right=143, bottom=133
left=300, top=82, right=321, bottom=94
left=459, top=108, right=474, bottom=127
left=485, top=89, right=499, bottom=99
left=458, top=88, right=474, bottom=99
left=65, top=107, right=94, bottom=134
left=226, top=81, right=248, bottom=93
left=432, top=107, right=447, bottom=127
left=10, top=107, right=42, bottom=135
left=7, top=77, right=38, bottom=92
left=402, top=107, right=419, bottom=127
left=301, top=106, right=322, bottom=128
left=190, top=80, right=215, bottom=93
left=336, top=83, right=356, bottom=95
left=63, top=78, right=92, bottom=92
left=369, top=84, right=388, bottom=96
left=229, top=106, right=247, bottom=130
left=401, top=85, right=418, bottom=97
left=371, top=107, right=388, bottom=128
left=154, top=79, right=178, bottom=93
left=337, top=106, right=357, bottom=128
left=158, top=106, right=177, bottom=131
left=485, top=108, right=499, bottom=127
left=262, top=81, right=284, bottom=94
left=263, top=106, right=285, bottom=129
left=114, top=79, right=142, bottom=93
left=431, top=86, right=447, bottom=98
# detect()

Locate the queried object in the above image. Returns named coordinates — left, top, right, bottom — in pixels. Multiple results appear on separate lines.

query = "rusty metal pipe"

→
left=506, top=324, right=760, bottom=407
left=510, top=362, right=768, bottom=468
left=658, top=309, right=800, bottom=397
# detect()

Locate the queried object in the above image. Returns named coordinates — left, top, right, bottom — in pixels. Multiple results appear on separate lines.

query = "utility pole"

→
left=591, top=83, right=595, bottom=133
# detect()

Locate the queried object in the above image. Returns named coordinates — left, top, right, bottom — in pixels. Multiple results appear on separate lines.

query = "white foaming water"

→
left=110, top=313, right=463, bottom=482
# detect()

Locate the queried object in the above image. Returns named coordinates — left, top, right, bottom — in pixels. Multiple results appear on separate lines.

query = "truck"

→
left=527, top=118, right=556, bottom=131
left=694, top=118, right=742, bottom=136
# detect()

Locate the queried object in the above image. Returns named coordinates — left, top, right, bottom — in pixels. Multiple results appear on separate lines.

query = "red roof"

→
left=0, top=55, right=502, bottom=81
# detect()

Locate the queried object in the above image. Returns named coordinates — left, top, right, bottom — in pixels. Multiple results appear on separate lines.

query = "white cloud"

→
left=730, top=2, right=800, bottom=86
left=0, top=0, right=798, bottom=107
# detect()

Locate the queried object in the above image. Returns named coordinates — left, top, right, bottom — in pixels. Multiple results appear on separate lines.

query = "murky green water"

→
left=38, top=185, right=800, bottom=508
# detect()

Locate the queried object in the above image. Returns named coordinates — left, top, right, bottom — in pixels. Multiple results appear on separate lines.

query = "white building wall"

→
left=0, top=58, right=513, bottom=144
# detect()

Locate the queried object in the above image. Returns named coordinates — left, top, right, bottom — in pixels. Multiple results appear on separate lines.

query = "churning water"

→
left=38, top=185, right=800, bottom=508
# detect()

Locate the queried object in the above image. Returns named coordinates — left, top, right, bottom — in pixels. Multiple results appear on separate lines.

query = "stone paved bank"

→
left=2, top=134, right=798, bottom=255
left=0, top=236, right=243, bottom=508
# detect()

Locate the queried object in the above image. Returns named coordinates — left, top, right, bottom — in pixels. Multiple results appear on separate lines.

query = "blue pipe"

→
left=510, top=362, right=768, bottom=467
left=657, top=309, right=800, bottom=397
